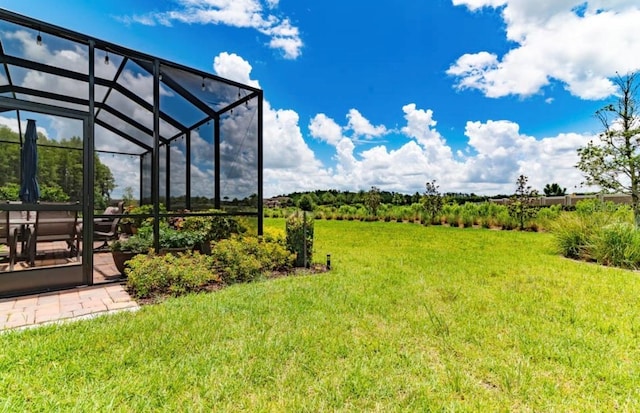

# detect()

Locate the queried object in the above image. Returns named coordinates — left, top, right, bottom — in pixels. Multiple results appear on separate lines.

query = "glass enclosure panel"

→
left=0, top=9, right=262, bottom=296
left=158, top=144, right=166, bottom=206
left=94, top=47, right=126, bottom=84
left=97, top=151, right=140, bottom=205
left=9, top=66, right=89, bottom=102
left=190, top=123, right=215, bottom=211
left=161, top=64, right=254, bottom=112
left=168, top=137, right=187, bottom=210
left=0, top=20, right=89, bottom=76
left=159, top=117, right=181, bottom=142
left=94, top=123, right=146, bottom=155
left=0, top=65, right=8, bottom=86
left=141, top=152, right=152, bottom=205
left=0, top=112, right=84, bottom=276
left=15, top=93, right=87, bottom=112
left=219, top=99, right=259, bottom=214
left=96, top=109, right=154, bottom=150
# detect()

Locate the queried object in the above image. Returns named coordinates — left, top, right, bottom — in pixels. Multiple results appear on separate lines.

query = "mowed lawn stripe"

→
left=0, top=219, right=639, bottom=411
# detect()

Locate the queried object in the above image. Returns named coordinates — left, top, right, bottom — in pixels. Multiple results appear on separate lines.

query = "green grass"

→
left=2, top=220, right=640, bottom=411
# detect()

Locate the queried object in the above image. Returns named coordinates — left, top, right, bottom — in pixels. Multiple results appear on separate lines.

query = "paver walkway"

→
left=0, top=283, right=139, bottom=331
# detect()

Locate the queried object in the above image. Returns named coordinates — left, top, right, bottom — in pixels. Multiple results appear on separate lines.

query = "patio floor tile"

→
left=0, top=284, right=139, bottom=332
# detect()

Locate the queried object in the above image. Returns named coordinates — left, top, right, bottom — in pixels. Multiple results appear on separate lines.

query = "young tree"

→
left=508, top=175, right=539, bottom=230
left=297, top=194, right=315, bottom=212
left=422, top=180, right=443, bottom=224
left=577, top=72, right=640, bottom=227
left=543, top=182, right=567, bottom=197
left=364, top=186, right=381, bottom=216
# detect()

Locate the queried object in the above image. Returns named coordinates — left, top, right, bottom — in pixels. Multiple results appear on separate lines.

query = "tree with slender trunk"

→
left=577, top=72, right=640, bottom=227
left=508, top=175, right=538, bottom=230
left=364, top=186, right=381, bottom=216
left=422, top=180, right=443, bottom=225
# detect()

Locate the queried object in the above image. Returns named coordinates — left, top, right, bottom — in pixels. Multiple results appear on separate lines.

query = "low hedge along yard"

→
left=125, top=235, right=296, bottom=300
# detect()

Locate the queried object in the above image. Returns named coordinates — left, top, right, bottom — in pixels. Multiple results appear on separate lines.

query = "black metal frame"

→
left=0, top=8, right=263, bottom=296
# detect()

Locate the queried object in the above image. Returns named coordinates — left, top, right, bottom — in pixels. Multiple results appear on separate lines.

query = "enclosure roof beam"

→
left=95, top=102, right=168, bottom=145
left=0, top=54, right=89, bottom=83
left=94, top=55, right=129, bottom=120
left=216, top=91, right=259, bottom=115
left=134, top=59, right=220, bottom=120
left=0, top=95, right=86, bottom=119
left=95, top=118, right=152, bottom=152
left=0, top=8, right=262, bottom=94
left=0, top=85, right=88, bottom=107
left=0, top=54, right=187, bottom=136
left=97, top=77, right=187, bottom=133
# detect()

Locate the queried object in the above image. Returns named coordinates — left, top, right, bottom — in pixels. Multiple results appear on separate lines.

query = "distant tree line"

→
left=275, top=189, right=492, bottom=208
left=0, top=125, right=115, bottom=209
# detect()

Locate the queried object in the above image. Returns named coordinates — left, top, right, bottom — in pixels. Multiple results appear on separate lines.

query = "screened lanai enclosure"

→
left=0, top=9, right=263, bottom=297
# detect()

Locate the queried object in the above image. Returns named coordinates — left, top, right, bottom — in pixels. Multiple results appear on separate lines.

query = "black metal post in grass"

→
left=303, top=210, right=307, bottom=268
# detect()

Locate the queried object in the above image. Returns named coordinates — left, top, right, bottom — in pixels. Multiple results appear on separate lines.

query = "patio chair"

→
left=0, top=210, right=20, bottom=271
left=93, top=201, right=124, bottom=251
left=27, top=208, right=80, bottom=266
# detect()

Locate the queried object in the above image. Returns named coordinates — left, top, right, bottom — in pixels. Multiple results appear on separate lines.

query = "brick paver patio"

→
left=0, top=283, right=139, bottom=331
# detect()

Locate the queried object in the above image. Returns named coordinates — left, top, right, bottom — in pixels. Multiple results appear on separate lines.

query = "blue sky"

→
left=1, top=0, right=640, bottom=197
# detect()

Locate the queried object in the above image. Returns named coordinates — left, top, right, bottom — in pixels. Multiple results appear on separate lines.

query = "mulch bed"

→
left=130, top=264, right=330, bottom=306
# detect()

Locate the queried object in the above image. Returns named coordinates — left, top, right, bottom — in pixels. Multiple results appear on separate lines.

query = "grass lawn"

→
left=2, top=219, right=640, bottom=411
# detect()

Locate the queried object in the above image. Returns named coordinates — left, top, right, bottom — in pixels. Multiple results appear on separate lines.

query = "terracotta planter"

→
left=119, top=222, right=136, bottom=235
left=111, top=251, right=137, bottom=275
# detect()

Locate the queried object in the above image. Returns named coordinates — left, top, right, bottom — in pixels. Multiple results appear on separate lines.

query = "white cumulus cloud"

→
left=346, top=109, right=388, bottom=139
left=122, top=0, right=303, bottom=59
left=448, top=0, right=640, bottom=100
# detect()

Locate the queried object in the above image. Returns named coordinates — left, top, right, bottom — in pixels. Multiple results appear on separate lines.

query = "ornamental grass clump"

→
left=551, top=199, right=639, bottom=267
left=550, top=213, right=593, bottom=259
left=590, top=223, right=640, bottom=269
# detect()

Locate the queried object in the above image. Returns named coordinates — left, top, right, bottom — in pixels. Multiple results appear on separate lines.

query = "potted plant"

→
left=110, top=234, right=153, bottom=275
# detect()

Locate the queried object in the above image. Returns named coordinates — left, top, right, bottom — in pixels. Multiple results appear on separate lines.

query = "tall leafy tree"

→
left=577, top=73, right=640, bottom=227
left=0, top=127, right=114, bottom=205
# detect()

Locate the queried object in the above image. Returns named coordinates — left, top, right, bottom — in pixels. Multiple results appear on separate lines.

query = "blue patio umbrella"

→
left=19, top=119, right=40, bottom=203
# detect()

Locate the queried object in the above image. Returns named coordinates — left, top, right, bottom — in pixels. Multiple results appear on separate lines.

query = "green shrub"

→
left=210, top=235, right=293, bottom=283
left=158, top=227, right=203, bottom=249
left=286, top=211, right=314, bottom=267
left=460, top=205, right=476, bottom=228
left=210, top=237, right=262, bottom=283
left=110, top=234, right=153, bottom=253
left=536, top=204, right=562, bottom=229
left=495, top=209, right=515, bottom=230
left=123, top=204, right=167, bottom=228
left=591, top=223, right=640, bottom=269
left=257, top=239, right=296, bottom=273
left=126, top=251, right=218, bottom=299
left=132, top=224, right=204, bottom=250
left=181, top=212, right=242, bottom=243
left=262, top=227, right=286, bottom=245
